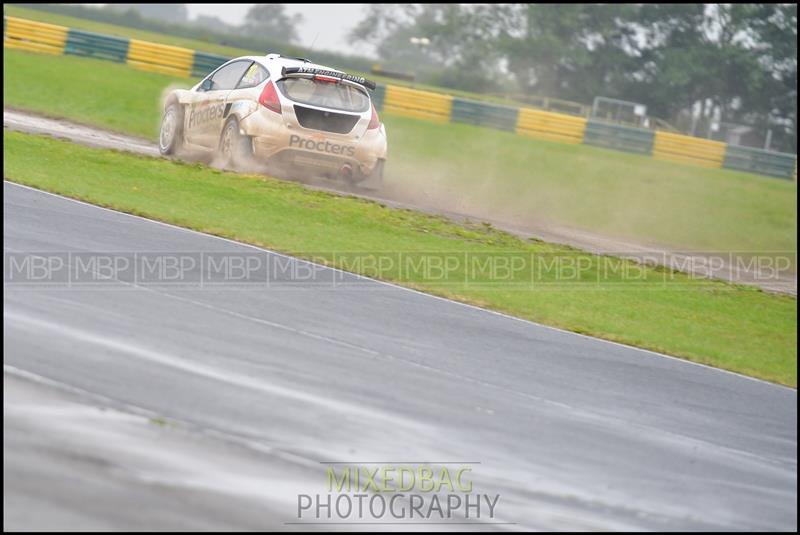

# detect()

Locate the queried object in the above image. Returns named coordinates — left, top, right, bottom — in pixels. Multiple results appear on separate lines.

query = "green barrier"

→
left=723, top=145, right=797, bottom=180
left=451, top=98, right=518, bottom=132
left=64, top=29, right=129, bottom=63
left=371, top=84, right=386, bottom=112
left=191, top=51, right=229, bottom=78
left=583, top=120, right=655, bottom=154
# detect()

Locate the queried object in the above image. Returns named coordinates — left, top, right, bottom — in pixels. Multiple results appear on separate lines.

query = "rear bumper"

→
left=240, top=108, right=387, bottom=178
left=264, top=149, right=364, bottom=179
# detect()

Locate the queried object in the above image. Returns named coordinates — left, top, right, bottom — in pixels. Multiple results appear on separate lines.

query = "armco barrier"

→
left=723, top=145, right=797, bottom=180
left=583, top=120, right=654, bottom=154
left=652, top=131, right=726, bottom=168
left=3, top=16, right=67, bottom=55
left=191, top=51, right=228, bottom=78
left=64, top=29, right=128, bottom=63
left=4, top=15, right=797, bottom=180
left=126, top=39, right=193, bottom=78
left=451, top=98, right=518, bottom=132
left=371, top=84, right=386, bottom=112
left=516, top=108, right=587, bottom=144
left=382, top=85, right=453, bottom=123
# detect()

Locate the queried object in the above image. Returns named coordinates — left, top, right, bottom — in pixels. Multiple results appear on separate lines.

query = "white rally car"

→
left=159, top=54, right=387, bottom=187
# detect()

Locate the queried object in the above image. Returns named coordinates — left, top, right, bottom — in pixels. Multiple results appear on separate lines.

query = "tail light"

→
left=258, top=80, right=281, bottom=114
left=314, top=74, right=339, bottom=84
left=367, top=104, right=380, bottom=130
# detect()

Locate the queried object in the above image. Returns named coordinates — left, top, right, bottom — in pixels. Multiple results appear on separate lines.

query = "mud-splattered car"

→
left=159, top=54, right=387, bottom=188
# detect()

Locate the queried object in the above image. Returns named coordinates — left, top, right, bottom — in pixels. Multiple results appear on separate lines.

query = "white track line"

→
left=4, top=180, right=796, bottom=391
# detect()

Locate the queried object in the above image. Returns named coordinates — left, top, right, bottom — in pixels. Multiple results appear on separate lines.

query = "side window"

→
left=237, top=63, right=269, bottom=89
left=206, top=61, right=252, bottom=91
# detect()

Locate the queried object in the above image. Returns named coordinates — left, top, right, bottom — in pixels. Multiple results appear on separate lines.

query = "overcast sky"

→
left=184, top=4, right=372, bottom=56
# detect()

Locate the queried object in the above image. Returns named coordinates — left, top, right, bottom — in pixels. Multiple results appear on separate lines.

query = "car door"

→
left=186, top=60, right=253, bottom=148
left=225, top=62, right=270, bottom=117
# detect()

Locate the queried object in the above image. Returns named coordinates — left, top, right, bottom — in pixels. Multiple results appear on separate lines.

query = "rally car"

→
left=159, top=54, right=387, bottom=187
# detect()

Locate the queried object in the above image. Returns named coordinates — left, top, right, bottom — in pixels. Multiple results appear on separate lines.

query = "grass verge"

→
left=4, top=131, right=797, bottom=386
left=4, top=48, right=797, bottom=255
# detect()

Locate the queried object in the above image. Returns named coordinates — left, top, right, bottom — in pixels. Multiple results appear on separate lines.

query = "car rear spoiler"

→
left=281, top=66, right=377, bottom=91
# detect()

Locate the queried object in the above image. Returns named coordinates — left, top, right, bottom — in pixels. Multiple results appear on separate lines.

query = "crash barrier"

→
left=370, top=84, right=386, bottom=112
left=451, top=99, right=518, bottom=132
left=516, top=108, right=587, bottom=144
left=382, top=85, right=453, bottom=123
left=653, top=131, right=726, bottom=169
left=583, top=120, right=655, bottom=155
left=3, top=16, right=67, bottom=55
left=191, top=51, right=228, bottom=78
left=722, top=145, right=798, bottom=180
left=4, top=15, right=797, bottom=180
left=65, top=29, right=129, bottom=63
left=126, top=39, right=193, bottom=78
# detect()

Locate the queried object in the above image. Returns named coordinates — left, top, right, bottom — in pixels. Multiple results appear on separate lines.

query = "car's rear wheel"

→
left=159, top=103, right=183, bottom=155
left=218, top=117, right=251, bottom=168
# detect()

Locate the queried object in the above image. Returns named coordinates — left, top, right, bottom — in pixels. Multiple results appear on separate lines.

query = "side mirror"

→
left=200, top=78, right=214, bottom=92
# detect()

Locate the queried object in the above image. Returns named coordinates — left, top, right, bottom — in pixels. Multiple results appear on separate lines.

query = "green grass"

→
left=388, top=118, right=798, bottom=254
left=4, top=48, right=797, bottom=255
left=3, top=131, right=797, bottom=386
left=3, top=48, right=187, bottom=138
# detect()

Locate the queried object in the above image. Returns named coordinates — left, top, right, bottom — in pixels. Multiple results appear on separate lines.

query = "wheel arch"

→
left=162, top=89, right=193, bottom=112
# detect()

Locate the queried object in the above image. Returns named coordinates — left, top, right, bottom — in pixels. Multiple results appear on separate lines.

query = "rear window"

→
left=277, top=78, right=370, bottom=113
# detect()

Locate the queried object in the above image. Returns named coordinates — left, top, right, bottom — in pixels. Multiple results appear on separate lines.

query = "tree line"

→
left=351, top=4, right=797, bottom=151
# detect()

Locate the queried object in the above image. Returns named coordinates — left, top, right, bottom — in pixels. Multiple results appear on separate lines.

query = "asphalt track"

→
left=4, top=108, right=796, bottom=296
left=3, top=181, right=797, bottom=530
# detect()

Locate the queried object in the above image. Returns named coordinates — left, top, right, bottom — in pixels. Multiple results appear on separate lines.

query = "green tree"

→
left=627, top=3, right=796, bottom=149
left=487, top=4, right=639, bottom=101
left=240, top=4, right=304, bottom=45
left=350, top=3, right=796, bottom=149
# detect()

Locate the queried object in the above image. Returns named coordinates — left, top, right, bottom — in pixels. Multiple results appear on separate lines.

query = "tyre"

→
left=159, top=103, right=184, bottom=155
left=218, top=117, right=252, bottom=168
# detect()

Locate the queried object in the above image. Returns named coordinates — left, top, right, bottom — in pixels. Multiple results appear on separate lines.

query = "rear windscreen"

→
left=277, top=78, right=370, bottom=113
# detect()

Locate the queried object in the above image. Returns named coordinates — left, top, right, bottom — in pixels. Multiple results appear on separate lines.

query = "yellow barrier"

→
left=383, top=85, right=453, bottom=123
left=3, top=16, right=67, bottom=55
left=515, top=108, right=587, bottom=144
left=653, top=131, right=725, bottom=168
left=126, top=39, right=193, bottom=78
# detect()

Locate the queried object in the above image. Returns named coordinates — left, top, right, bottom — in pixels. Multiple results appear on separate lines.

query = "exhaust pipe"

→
left=339, top=163, right=353, bottom=180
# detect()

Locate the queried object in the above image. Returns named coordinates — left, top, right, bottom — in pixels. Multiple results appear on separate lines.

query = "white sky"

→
left=184, top=4, right=373, bottom=56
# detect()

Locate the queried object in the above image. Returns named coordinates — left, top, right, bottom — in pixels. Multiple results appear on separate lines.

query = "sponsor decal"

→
left=290, top=134, right=356, bottom=157
left=188, top=103, right=225, bottom=129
